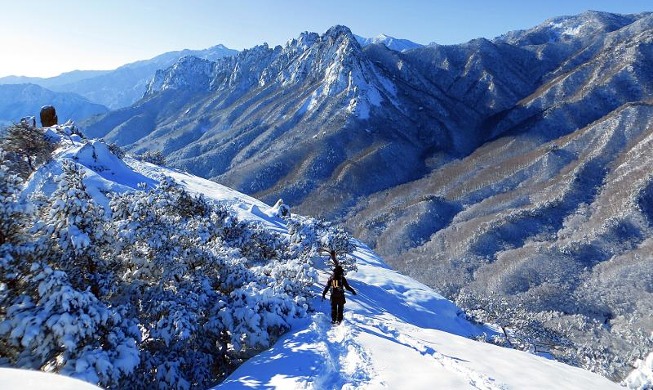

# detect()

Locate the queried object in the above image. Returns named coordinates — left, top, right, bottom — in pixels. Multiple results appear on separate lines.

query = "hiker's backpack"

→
left=331, top=277, right=345, bottom=297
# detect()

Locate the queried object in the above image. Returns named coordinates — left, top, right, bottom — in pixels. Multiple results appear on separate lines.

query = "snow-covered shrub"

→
left=34, top=161, right=113, bottom=296
left=104, top=141, right=126, bottom=159
left=0, top=151, right=26, bottom=247
left=0, top=122, right=58, bottom=177
left=623, top=350, right=653, bottom=389
left=1, top=159, right=140, bottom=388
left=136, top=150, right=166, bottom=165
left=268, top=198, right=291, bottom=218
left=0, top=264, right=139, bottom=386
left=0, top=151, right=30, bottom=362
left=107, top=177, right=318, bottom=388
left=225, top=220, right=283, bottom=264
left=157, top=176, right=212, bottom=218
left=287, top=216, right=357, bottom=273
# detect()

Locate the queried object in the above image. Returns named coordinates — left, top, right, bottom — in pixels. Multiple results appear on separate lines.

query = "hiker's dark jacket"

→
left=322, top=273, right=356, bottom=304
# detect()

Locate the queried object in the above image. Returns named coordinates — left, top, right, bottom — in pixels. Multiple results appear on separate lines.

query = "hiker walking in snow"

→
left=322, top=251, right=356, bottom=325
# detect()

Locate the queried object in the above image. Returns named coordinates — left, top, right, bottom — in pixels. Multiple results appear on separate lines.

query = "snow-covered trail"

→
left=126, top=157, right=622, bottom=389
left=214, top=245, right=621, bottom=390
left=95, top=157, right=621, bottom=389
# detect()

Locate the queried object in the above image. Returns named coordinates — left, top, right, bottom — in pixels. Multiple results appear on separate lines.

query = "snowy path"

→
left=110, top=168, right=620, bottom=389
left=215, top=244, right=621, bottom=389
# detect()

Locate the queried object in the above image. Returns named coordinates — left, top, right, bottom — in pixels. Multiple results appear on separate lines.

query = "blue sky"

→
left=0, top=0, right=651, bottom=78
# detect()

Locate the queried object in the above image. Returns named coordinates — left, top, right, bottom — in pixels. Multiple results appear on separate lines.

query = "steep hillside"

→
left=345, top=12, right=653, bottom=380
left=84, top=25, right=534, bottom=219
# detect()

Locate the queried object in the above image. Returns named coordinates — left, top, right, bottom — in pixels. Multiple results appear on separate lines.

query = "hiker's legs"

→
left=330, top=301, right=338, bottom=323
left=336, top=302, right=344, bottom=323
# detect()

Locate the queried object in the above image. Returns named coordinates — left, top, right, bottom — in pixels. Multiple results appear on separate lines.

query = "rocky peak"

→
left=291, top=31, right=320, bottom=51
left=323, top=25, right=358, bottom=44
left=147, top=25, right=367, bottom=95
left=274, top=25, right=394, bottom=118
left=146, top=55, right=214, bottom=95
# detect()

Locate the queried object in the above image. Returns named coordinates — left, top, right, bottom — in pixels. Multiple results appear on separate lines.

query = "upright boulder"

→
left=39, top=105, right=58, bottom=127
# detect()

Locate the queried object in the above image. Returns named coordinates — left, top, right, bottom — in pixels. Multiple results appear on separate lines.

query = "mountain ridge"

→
left=0, top=124, right=626, bottom=388
left=0, top=83, right=108, bottom=127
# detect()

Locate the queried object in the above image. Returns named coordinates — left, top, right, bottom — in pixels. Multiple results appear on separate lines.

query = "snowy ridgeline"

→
left=214, top=244, right=625, bottom=390
left=0, top=124, right=353, bottom=388
left=0, top=125, right=640, bottom=389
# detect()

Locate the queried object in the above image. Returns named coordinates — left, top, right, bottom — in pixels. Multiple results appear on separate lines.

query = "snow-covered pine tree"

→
left=287, top=215, right=357, bottom=273
left=0, top=156, right=139, bottom=388
left=0, top=150, right=30, bottom=363
left=0, top=263, right=140, bottom=386
left=108, top=180, right=215, bottom=388
left=136, top=150, right=166, bottom=165
left=34, top=160, right=112, bottom=296
left=0, top=151, right=26, bottom=248
left=106, top=178, right=259, bottom=388
left=0, top=122, right=56, bottom=177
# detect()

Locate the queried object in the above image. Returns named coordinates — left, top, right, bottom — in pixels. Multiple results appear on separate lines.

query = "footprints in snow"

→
left=310, top=311, right=507, bottom=390
left=352, top=314, right=508, bottom=390
left=311, top=313, right=375, bottom=389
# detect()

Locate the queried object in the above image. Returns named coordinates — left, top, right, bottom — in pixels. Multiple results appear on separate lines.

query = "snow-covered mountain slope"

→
left=214, top=245, right=621, bottom=389
left=83, top=24, right=515, bottom=217
left=0, top=367, right=100, bottom=390
left=1, top=127, right=625, bottom=388
left=497, top=10, right=644, bottom=46
left=355, top=33, right=423, bottom=51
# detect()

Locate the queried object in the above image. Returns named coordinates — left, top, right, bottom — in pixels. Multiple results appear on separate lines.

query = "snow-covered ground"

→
left=143, top=159, right=622, bottom=389
left=3, top=136, right=627, bottom=389
left=624, top=352, right=653, bottom=389
left=0, top=367, right=100, bottom=389
left=213, top=244, right=621, bottom=390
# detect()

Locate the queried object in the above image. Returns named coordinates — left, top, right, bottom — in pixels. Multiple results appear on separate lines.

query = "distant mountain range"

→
left=355, top=33, right=423, bottom=51
left=0, top=83, right=108, bottom=127
left=0, top=45, right=238, bottom=112
left=0, top=36, right=416, bottom=124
